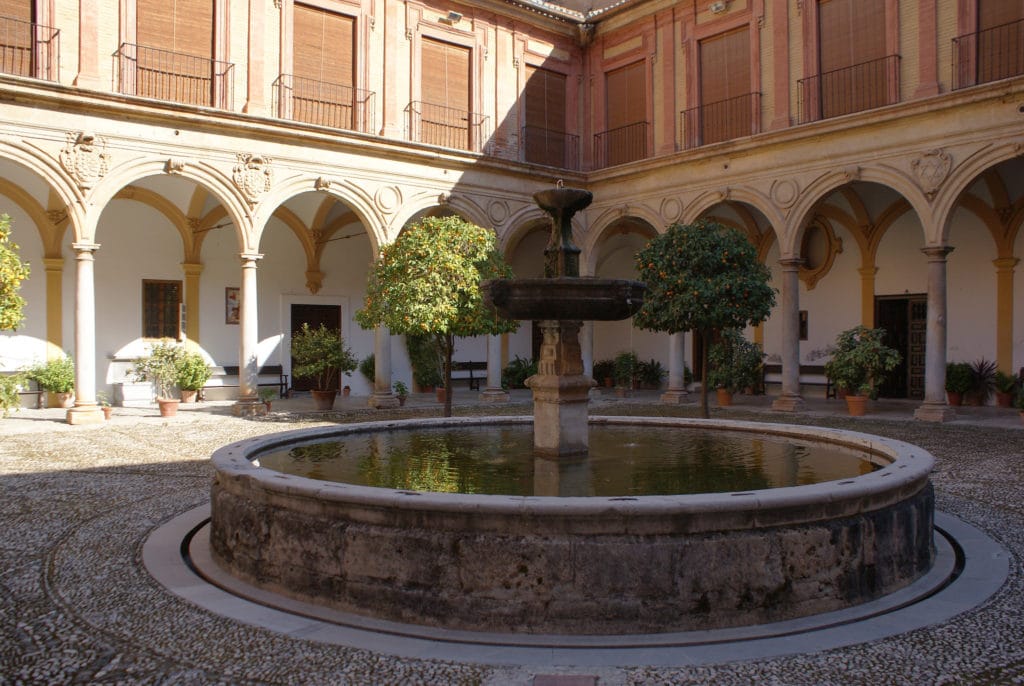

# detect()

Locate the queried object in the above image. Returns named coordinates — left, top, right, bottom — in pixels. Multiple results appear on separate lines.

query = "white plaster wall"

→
left=197, top=222, right=243, bottom=365
left=797, top=227, right=863, bottom=362
left=0, top=201, right=49, bottom=371
left=946, top=208, right=998, bottom=363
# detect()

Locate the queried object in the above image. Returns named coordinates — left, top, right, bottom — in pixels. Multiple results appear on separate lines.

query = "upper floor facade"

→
left=1, top=0, right=1021, bottom=172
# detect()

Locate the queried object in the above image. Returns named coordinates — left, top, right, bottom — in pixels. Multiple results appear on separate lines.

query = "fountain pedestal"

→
left=526, top=320, right=595, bottom=456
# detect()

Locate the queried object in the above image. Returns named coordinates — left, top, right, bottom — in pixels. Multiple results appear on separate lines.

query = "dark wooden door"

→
left=290, top=303, right=341, bottom=391
left=875, top=295, right=926, bottom=399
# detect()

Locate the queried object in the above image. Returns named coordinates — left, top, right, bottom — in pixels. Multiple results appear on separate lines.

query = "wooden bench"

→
left=201, top=364, right=289, bottom=399
left=761, top=363, right=835, bottom=398
left=451, top=361, right=487, bottom=391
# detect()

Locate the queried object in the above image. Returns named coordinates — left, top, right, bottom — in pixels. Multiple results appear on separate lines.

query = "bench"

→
left=761, top=364, right=835, bottom=398
left=1, top=373, right=43, bottom=409
left=450, top=361, right=487, bottom=391
left=201, top=364, right=289, bottom=400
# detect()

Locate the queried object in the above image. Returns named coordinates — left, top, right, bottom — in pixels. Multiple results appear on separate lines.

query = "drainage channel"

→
left=144, top=506, right=1008, bottom=668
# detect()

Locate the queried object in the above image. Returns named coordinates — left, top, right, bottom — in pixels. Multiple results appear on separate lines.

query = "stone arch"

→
left=683, top=185, right=784, bottom=234
left=107, top=185, right=196, bottom=260
left=583, top=213, right=658, bottom=277
left=0, top=177, right=60, bottom=254
left=688, top=197, right=782, bottom=265
left=389, top=192, right=491, bottom=240
left=0, top=139, right=86, bottom=240
left=933, top=141, right=1024, bottom=246
left=498, top=205, right=548, bottom=254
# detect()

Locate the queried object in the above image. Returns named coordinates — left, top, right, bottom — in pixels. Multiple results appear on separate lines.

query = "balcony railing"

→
left=521, top=126, right=579, bottom=170
left=115, top=43, right=234, bottom=110
left=0, top=15, right=59, bottom=81
left=679, top=92, right=760, bottom=150
left=953, top=18, right=1024, bottom=90
left=274, top=74, right=374, bottom=134
left=798, top=54, right=900, bottom=123
left=593, top=121, right=648, bottom=169
left=406, top=101, right=489, bottom=152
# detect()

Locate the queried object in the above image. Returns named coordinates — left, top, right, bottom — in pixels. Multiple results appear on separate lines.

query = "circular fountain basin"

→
left=209, top=416, right=935, bottom=635
left=482, top=277, right=646, bottom=320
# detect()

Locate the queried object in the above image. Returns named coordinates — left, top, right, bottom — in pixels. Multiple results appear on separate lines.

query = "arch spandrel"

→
left=932, top=140, right=1024, bottom=245
left=582, top=213, right=658, bottom=278
left=0, top=140, right=87, bottom=242
left=683, top=186, right=784, bottom=235
left=499, top=209, right=549, bottom=257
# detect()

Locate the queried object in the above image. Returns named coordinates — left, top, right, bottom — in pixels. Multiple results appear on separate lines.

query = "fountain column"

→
left=528, top=320, right=594, bottom=456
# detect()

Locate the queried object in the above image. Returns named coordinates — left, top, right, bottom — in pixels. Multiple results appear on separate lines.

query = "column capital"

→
left=857, top=266, right=879, bottom=278
left=181, top=262, right=205, bottom=277
left=777, top=257, right=805, bottom=270
left=240, top=252, right=264, bottom=265
left=920, top=245, right=953, bottom=261
left=993, top=256, right=1020, bottom=272
left=43, top=257, right=65, bottom=271
left=71, top=242, right=100, bottom=254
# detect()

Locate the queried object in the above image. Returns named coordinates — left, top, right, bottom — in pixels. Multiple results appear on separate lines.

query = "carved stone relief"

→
left=59, top=131, right=110, bottom=190
left=487, top=199, right=509, bottom=225
left=911, top=149, right=952, bottom=200
left=232, top=154, right=273, bottom=207
left=659, top=197, right=682, bottom=223
left=374, top=186, right=401, bottom=214
left=165, top=158, right=186, bottom=174
left=770, top=178, right=799, bottom=211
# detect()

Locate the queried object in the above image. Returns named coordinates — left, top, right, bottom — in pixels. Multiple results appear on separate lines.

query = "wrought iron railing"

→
left=679, top=92, right=760, bottom=150
left=0, top=15, right=59, bottom=81
left=798, top=54, right=900, bottom=123
left=521, top=126, right=579, bottom=170
left=593, top=121, right=648, bottom=169
left=406, top=101, right=489, bottom=152
left=953, top=18, right=1024, bottom=90
left=273, top=74, right=374, bottom=133
left=115, top=43, right=234, bottom=110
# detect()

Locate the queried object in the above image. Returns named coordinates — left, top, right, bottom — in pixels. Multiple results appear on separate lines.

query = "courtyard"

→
left=0, top=392, right=1022, bottom=685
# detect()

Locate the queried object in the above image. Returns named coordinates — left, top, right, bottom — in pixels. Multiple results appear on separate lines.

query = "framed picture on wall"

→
left=225, top=287, right=240, bottom=325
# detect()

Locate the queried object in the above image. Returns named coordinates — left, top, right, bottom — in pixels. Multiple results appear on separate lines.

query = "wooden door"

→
left=875, top=295, right=926, bottom=399
left=290, top=303, right=341, bottom=391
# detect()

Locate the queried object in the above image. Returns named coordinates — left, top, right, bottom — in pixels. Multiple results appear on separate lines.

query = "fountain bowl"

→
left=209, top=416, right=935, bottom=635
left=482, top=277, right=645, bottom=321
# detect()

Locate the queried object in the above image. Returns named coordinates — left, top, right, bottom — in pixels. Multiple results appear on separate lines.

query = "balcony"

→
left=0, top=15, right=59, bottom=81
left=521, top=126, right=579, bottom=170
left=115, top=43, right=234, bottom=110
left=274, top=75, right=374, bottom=134
left=593, top=121, right=648, bottom=169
left=406, top=101, right=489, bottom=153
left=679, top=92, right=761, bottom=150
left=953, top=19, right=1024, bottom=90
left=798, top=54, right=900, bottom=123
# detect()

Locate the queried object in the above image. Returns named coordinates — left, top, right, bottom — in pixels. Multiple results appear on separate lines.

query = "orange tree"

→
left=355, top=216, right=518, bottom=417
left=0, top=214, right=30, bottom=332
left=633, top=220, right=776, bottom=417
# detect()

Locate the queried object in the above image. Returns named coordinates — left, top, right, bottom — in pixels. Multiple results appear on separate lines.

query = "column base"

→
left=479, top=388, right=510, bottom=403
left=660, top=388, right=691, bottom=404
left=232, top=399, right=267, bottom=417
left=771, top=394, right=806, bottom=412
left=368, top=392, right=400, bottom=409
left=66, top=404, right=105, bottom=425
left=914, top=402, right=956, bottom=422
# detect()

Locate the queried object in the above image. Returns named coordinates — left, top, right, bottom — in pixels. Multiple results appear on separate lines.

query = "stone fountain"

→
left=482, top=183, right=645, bottom=456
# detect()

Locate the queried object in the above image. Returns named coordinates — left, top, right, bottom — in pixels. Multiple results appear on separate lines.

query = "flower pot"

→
left=101, top=406, right=113, bottom=420
left=716, top=388, right=733, bottom=407
left=436, top=387, right=451, bottom=403
left=946, top=391, right=963, bottom=407
left=343, top=386, right=351, bottom=397
left=263, top=401, right=272, bottom=412
left=845, top=394, right=868, bottom=416
left=311, top=389, right=337, bottom=411
left=55, top=391, right=75, bottom=408
left=180, top=389, right=198, bottom=403
left=397, top=395, right=407, bottom=407
left=157, top=398, right=179, bottom=417
left=1020, top=411, right=1024, bottom=426
left=995, top=391, right=1014, bottom=408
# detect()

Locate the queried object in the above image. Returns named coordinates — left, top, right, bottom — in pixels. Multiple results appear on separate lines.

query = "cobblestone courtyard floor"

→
left=1, top=393, right=1022, bottom=685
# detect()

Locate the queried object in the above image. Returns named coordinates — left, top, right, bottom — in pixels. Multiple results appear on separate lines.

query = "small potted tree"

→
left=994, top=370, right=1019, bottom=408
left=28, top=354, right=75, bottom=408
left=613, top=351, right=640, bottom=396
left=1016, top=387, right=1024, bottom=425
left=592, top=359, right=615, bottom=388
left=823, top=326, right=900, bottom=416
left=944, top=361, right=973, bottom=407
left=393, top=380, right=409, bottom=406
left=707, top=330, right=764, bottom=407
left=176, top=349, right=211, bottom=403
left=291, top=323, right=357, bottom=411
left=130, top=341, right=186, bottom=416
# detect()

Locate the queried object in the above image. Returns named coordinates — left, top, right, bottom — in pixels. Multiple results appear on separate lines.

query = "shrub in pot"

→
left=966, top=358, right=997, bottom=406
left=944, top=361, right=973, bottom=406
left=823, top=326, right=900, bottom=412
left=994, top=370, right=1019, bottom=408
left=176, top=349, right=211, bottom=402
left=592, top=359, right=615, bottom=387
left=131, top=341, right=185, bottom=402
left=707, top=330, right=764, bottom=400
left=28, top=354, right=75, bottom=407
left=613, top=351, right=640, bottom=390
left=291, top=323, right=357, bottom=409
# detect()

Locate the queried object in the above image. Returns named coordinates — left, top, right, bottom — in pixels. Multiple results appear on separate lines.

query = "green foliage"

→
left=706, top=330, right=764, bottom=393
left=592, top=359, right=615, bottom=384
left=823, top=326, right=901, bottom=399
left=176, top=349, right=212, bottom=391
left=1015, top=387, right=1024, bottom=411
left=613, top=351, right=640, bottom=387
left=944, top=362, right=973, bottom=394
left=994, top=370, right=1019, bottom=394
left=636, top=358, right=667, bottom=389
left=358, top=354, right=375, bottom=381
left=28, top=354, right=75, bottom=393
left=0, top=373, right=24, bottom=417
left=967, top=358, right=997, bottom=404
left=258, top=387, right=276, bottom=402
left=290, top=323, right=357, bottom=391
left=356, top=216, right=517, bottom=415
left=406, top=333, right=443, bottom=388
left=0, top=214, right=31, bottom=332
left=502, top=355, right=537, bottom=389
left=393, top=380, right=409, bottom=397
left=96, top=391, right=110, bottom=407
left=131, top=341, right=186, bottom=399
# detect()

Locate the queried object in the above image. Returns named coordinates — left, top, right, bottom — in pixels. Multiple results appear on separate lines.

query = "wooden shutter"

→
left=818, top=0, right=885, bottom=72
left=419, top=37, right=470, bottom=148
left=523, top=66, right=567, bottom=166
left=137, top=0, right=213, bottom=58
left=0, top=0, right=33, bottom=77
left=0, top=0, right=31, bottom=20
left=698, top=27, right=752, bottom=145
left=292, top=4, right=355, bottom=128
left=979, top=0, right=1024, bottom=29
left=977, top=0, right=1024, bottom=84
left=604, top=61, right=646, bottom=165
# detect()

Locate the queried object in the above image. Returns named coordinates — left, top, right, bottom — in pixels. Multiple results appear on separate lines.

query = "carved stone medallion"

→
left=911, top=149, right=952, bottom=200
left=59, top=132, right=110, bottom=190
left=232, top=154, right=273, bottom=207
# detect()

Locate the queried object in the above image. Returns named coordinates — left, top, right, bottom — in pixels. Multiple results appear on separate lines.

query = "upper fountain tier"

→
left=483, top=184, right=645, bottom=322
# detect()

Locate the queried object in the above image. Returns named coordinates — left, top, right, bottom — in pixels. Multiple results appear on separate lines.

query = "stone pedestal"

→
left=526, top=320, right=595, bottom=456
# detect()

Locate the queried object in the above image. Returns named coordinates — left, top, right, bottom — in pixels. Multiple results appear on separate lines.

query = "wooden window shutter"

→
left=523, top=66, right=567, bottom=165
left=421, top=37, right=469, bottom=111
left=605, top=60, right=645, bottom=129
left=293, top=3, right=353, bottom=87
left=137, top=0, right=213, bottom=58
left=818, top=0, right=884, bottom=72
left=0, top=0, right=33, bottom=75
left=0, top=0, right=31, bottom=21
left=979, top=0, right=1024, bottom=30
left=699, top=27, right=750, bottom=105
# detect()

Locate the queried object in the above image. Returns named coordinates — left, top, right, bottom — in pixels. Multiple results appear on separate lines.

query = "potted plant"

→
left=258, top=387, right=276, bottom=412
left=131, top=341, right=186, bottom=416
left=359, top=354, right=375, bottom=384
left=96, top=391, right=113, bottom=420
left=291, top=323, right=357, bottom=411
left=944, top=361, right=973, bottom=406
left=502, top=356, right=537, bottom=390
left=994, top=370, right=1019, bottom=408
left=1016, top=388, right=1024, bottom=425
left=592, top=358, right=615, bottom=388
left=393, top=380, right=409, bottom=406
left=406, top=334, right=443, bottom=392
left=636, top=358, right=667, bottom=390
left=966, top=358, right=997, bottom=406
left=0, top=372, right=25, bottom=418
left=707, top=330, right=764, bottom=407
left=176, top=349, right=211, bottom=403
left=823, top=326, right=901, bottom=416
left=613, top=351, right=640, bottom=396
left=28, top=354, right=75, bottom=408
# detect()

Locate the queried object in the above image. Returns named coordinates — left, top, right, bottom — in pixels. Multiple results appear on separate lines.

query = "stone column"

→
left=66, top=243, right=103, bottom=425
left=527, top=320, right=595, bottom=456
left=915, top=246, right=956, bottom=422
left=859, top=266, right=878, bottom=327
left=480, top=334, right=509, bottom=402
left=233, top=253, right=264, bottom=417
left=181, top=262, right=203, bottom=343
left=43, top=257, right=64, bottom=351
left=772, top=258, right=805, bottom=412
left=368, top=326, right=399, bottom=408
left=661, top=331, right=690, bottom=403
left=994, top=257, right=1019, bottom=373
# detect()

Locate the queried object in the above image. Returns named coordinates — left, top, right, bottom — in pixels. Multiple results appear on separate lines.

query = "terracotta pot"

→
left=1020, top=411, right=1024, bottom=426
left=397, top=395, right=407, bottom=407
left=55, top=391, right=75, bottom=408
left=436, top=387, right=451, bottom=403
left=157, top=398, right=179, bottom=417
left=995, top=391, right=1014, bottom=408
left=845, top=394, right=868, bottom=416
left=180, top=389, right=198, bottom=403
left=101, top=406, right=113, bottom=420
left=946, top=391, right=963, bottom=407
left=603, top=377, right=614, bottom=388
left=716, top=388, right=733, bottom=407
left=311, top=389, right=337, bottom=411
left=343, top=386, right=351, bottom=397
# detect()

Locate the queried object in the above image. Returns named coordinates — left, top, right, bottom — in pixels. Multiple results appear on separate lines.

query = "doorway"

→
left=875, top=295, right=927, bottom=399
left=290, top=303, right=342, bottom=391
